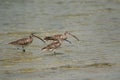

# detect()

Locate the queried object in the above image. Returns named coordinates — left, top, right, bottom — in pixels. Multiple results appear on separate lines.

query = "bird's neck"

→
left=64, top=31, right=69, bottom=36
left=64, top=33, right=67, bottom=36
left=29, top=35, right=33, bottom=39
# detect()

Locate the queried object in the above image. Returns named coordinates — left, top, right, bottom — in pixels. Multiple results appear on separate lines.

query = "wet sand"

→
left=0, top=0, right=120, bottom=80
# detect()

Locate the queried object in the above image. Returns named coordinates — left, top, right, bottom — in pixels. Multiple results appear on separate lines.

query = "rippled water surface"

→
left=0, top=0, right=120, bottom=80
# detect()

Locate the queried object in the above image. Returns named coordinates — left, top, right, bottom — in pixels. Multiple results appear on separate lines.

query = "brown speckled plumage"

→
left=44, top=31, right=79, bottom=43
left=9, top=36, right=33, bottom=46
left=41, top=40, right=62, bottom=54
left=9, top=33, right=45, bottom=52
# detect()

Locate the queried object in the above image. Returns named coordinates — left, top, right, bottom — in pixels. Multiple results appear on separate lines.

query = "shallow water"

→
left=0, top=0, right=120, bottom=80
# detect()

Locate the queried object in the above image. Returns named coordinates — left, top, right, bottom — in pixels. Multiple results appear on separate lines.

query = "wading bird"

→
left=9, top=33, right=45, bottom=52
left=44, top=31, right=79, bottom=44
left=41, top=39, right=63, bottom=54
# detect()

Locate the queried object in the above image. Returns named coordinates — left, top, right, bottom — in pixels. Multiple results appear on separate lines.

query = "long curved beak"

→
left=64, top=39, right=72, bottom=44
left=32, top=34, right=46, bottom=43
left=69, top=33, right=80, bottom=41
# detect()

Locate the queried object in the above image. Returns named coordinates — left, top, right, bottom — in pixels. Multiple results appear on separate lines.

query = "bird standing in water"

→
left=41, top=39, right=62, bottom=54
left=9, top=33, right=45, bottom=52
left=44, top=31, right=79, bottom=44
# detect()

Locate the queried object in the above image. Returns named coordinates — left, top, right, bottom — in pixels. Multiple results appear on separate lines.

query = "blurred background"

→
left=0, top=0, right=120, bottom=80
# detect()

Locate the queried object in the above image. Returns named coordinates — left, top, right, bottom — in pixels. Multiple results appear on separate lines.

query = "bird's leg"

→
left=17, top=48, right=20, bottom=50
left=23, top=49, right=25, bottom=52
left=22, top=46, right=25, bottom=52
left=52, top=50, right=56, bottom=55
left=54, top=51, right=56, bottom=54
